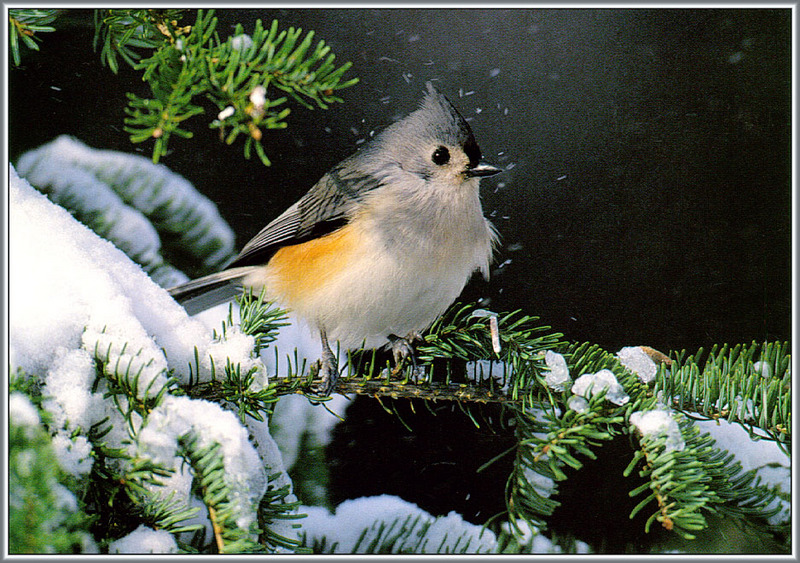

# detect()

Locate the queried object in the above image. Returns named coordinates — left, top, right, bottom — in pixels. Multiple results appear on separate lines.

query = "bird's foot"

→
left=388, top=332, right=422, bottom=376
left=311, top=340, right=340, bottom=396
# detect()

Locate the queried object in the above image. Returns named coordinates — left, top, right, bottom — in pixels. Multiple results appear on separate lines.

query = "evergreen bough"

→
left=10, top=9, right=358, bottom=166
left=99, top=8, right=358, bottom=165
left=8, top=8, right=59, bottom=65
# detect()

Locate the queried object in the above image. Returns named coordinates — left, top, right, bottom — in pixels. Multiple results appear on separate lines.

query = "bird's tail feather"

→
left=168, top=266, right=255, bottom=316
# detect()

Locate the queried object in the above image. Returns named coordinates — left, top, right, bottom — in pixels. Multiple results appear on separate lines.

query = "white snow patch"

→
left=231, top=33, right=253, bottom=51
left=567, top=395, right=589, bottom=413
left=51, top=432, right=95, bottom=476
left=9, top=165, right=212, bottom=385
left=9, top=392, right=41, bottom=427
left=630, top=409, right=685, bottom=452
left=617, top=346, right=658, bottom=383
left=571, top=369, right=629, bottom=406
left=301, top=495, right=497, bottom=554
left=137, top=395, right=269, bottom=530
left=543, top=351, right=570, bottom=391
left=694, top=417, right=790, bottom=524
left=109, top=525, right=178, bottom=554
left=752, top=360, right=773, bottom=379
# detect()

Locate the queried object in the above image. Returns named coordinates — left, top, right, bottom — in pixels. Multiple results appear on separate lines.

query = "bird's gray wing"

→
left=226, top=163, right=383, bottom=268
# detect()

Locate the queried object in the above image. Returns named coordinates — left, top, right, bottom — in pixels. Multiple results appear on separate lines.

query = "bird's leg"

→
left=313, top=328, right=340, bottom=395
left=388, top=332, right=421, bottom=375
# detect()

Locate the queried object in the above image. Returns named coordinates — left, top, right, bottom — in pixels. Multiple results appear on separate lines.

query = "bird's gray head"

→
left=358, top=82, right=500, bottom=185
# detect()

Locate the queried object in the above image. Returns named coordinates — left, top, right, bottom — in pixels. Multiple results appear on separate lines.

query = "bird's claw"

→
left=311, top=345, right=340, bottom=396
left=388, top=333, right=421, bottom=376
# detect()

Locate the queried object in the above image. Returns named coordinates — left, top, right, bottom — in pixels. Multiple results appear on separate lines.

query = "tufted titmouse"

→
left=169, top=82, right=501, bottom=393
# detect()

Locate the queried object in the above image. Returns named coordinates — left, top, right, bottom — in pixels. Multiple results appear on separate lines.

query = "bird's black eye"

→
left=432, top=146, right=450, bottom=165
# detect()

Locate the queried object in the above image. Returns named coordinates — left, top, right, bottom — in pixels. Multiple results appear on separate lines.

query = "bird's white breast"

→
left=325, top=177, right=494, bottom=348
left=254, top=177, right=495, bottom=350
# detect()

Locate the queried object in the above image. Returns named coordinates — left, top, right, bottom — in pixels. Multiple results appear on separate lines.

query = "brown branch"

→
left=186, top=376, right=517, bottom=404
left=284, top=378, right=516, bottom=403
left=207, top=505, right=225, bottom=553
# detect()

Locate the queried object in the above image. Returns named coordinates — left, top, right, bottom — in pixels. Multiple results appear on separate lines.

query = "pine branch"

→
left=90, top=330, right=176, bottom=418
left=281, top=378, right=518, bottom=403
left=626, top=413, right=716, bottom=538
left=93, top=9, right=182, bottom=73
left=345, top=303, right=563, bottom=392
left=79, top=354, right=200, bottom=545
left=303, top=503, right=498, bottom=554
left=14, top=9, right=358, bottom=165
left=654, top=341, right=791, bottom=448
left=232, top=288, right=290, bottom=355
left=137, top=491, right=203, bottom=535
left=625, top=409, right=787, bottom=540
left=92, top=9, right=359, bottom=166
left=188, top=360, right=282, bottom=424
left=507, top=391, right=627, bottom=529
left=122, top=10, right=209, bottom=160
left=8, top=8, right=59, bottom=66
left=258, top=473, right=307, bottom=552
left=178, top=432, right=264, bottom=553
left=506, top=340, right=652, bottom=530
left=191, top=289, right=787, bottom=550
left=186, top=289, right=289, bottom=422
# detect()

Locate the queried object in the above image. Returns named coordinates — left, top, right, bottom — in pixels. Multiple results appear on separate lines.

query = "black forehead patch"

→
left=463, top=134, right=482, bottom=168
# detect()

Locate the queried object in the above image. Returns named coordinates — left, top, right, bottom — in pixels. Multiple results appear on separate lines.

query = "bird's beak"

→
left=466, top=162, right=502, bottom=178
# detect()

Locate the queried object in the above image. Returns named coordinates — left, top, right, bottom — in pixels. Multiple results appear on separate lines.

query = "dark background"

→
left=8, top=8, right=793, bottom=553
